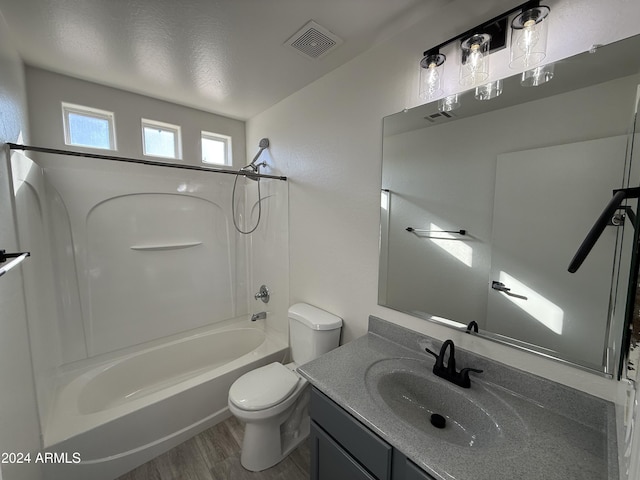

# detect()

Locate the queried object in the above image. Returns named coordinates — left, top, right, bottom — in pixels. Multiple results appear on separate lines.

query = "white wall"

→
left=247, top=0, right=640, bottom=400
left=0, top=13, right=43, bottom=480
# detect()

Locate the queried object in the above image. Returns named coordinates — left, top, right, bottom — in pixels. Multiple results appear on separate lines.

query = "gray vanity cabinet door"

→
left=311, top=421, right=378, bottom=480
left=310, top=388, right=392, bottom=479
left=405, top=460, right=436, bottom=480
left=310, top=387, right=436, bottom=480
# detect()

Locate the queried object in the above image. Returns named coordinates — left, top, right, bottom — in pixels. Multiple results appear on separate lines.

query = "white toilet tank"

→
left=288, top=303, right=342, bottom=365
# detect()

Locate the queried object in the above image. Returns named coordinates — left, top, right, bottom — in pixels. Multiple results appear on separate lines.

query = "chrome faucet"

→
left=251, top=311, right=267, bottom=322
left=425, top=340, right=483, bottom=388
left=254, top=285, right=270, bottom=303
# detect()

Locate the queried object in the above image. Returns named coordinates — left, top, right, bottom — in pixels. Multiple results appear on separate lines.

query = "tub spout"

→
left=251, top=312, right=267, bottom=322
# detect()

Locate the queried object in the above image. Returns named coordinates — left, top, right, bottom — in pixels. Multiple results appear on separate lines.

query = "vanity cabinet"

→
left=310, top=387, right=435, bottom=480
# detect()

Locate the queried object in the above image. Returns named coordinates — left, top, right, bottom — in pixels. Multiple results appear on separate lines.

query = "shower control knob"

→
left=254, top=285, right=270, bottom=303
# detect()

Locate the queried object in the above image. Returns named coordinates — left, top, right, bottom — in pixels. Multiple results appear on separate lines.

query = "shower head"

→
left=240, top=138, right=271, bottom=177
left=249, top=138, right=270, bottom=165
left=245, top=138, right=270, bottom=169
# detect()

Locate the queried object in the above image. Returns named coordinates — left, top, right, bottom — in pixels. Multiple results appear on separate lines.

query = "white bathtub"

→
left=43, top=320, right=288, bottom=480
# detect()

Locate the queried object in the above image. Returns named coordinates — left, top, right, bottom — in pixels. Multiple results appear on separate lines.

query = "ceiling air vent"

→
left=424, top=111, right=456, bottom=123
left=285, top=20, right=343, bottom=59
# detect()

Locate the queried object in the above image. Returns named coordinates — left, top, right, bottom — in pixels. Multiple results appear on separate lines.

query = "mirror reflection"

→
left=379, top=34, right=640, bottom=374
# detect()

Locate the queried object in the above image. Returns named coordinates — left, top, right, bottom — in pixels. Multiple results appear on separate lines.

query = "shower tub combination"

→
left=11, top=147, right=289, bottom=479
left=43, top=319, right=287, bottom=480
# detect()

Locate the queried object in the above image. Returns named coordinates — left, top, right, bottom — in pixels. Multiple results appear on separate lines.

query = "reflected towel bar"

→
left=0, top=250, right=30, bottom=278
left=406, top=227, right=467, bottom=236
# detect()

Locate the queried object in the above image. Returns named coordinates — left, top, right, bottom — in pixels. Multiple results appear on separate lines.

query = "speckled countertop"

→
left=297, top=316, right=618, bottom=480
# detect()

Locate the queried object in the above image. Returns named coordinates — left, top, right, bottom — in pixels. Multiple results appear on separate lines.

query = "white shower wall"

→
left=16, top=68, right=289, bottom=437
left=38, top=156, right=250, bottom=357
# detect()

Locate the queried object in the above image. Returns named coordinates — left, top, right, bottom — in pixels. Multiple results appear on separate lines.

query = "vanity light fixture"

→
left=475, top=79, right=503, bottom=100
left=509, top=1, right=551, bottom=69
left=460, top=34, right=492, bottom=87
left=521, top=63, right=554, bottom=86
left=419, top=50, right=446, bottom=100
left=438, top=94, right=461, bottom=112
left=418, top=1, right=553, bottom=104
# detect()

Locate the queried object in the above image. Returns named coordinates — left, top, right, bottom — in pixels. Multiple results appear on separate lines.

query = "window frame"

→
left=141, top=118, right=183, bottom=160
left=201, top=131, right=232, bottom=167
left=62, top=102, right=117, bottom=151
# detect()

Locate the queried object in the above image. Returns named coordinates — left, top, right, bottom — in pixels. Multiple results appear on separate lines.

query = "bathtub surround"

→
left=8, top=61, right=290, bottom=478
left=11, top=142, right=289, bottom=477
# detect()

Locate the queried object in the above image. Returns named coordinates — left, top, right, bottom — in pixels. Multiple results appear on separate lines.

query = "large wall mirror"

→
left=379, top=34, right=640, bottom=376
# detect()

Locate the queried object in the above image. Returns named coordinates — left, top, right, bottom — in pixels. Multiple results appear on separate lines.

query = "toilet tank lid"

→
left=288, top=303, right=342, bottom=331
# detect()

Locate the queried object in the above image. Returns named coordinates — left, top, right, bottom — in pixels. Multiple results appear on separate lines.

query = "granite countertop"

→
left=297, top=316, right=618, bottom=480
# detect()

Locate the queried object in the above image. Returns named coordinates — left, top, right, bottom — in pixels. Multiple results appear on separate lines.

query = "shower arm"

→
left=568, top=187, right=640, bottom=273
left=249, top=148, right=266, bottom=166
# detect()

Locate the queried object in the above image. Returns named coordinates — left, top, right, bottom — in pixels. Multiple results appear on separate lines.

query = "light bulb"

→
left=425, top=63, right=440, bottom=96
left=462, top=44, right=487, bottom=85
left=468, top=44, right=483, bottom=72
left=459, top=34, right=490, bottom=87
left=516, top=20, right=541, bottom=67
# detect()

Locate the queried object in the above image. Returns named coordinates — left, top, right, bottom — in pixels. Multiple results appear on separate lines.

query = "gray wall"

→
left=25, top=67, right=246, bottom=169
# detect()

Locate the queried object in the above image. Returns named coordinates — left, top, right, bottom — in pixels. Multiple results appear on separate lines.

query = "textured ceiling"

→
left=0, top=0, right=439, bottom=120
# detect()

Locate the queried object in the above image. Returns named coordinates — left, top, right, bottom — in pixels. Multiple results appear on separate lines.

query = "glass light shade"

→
left=520, top=63, right=554, bottom=86
left=509, top=5, right=550, bottom=69
left=419, top=53, right=446, bottom=101
left=475, top=80, right=503, bottom=100
left=460, top=34, right=491, bottom=87
left=438, top=94, right=461, bottom=112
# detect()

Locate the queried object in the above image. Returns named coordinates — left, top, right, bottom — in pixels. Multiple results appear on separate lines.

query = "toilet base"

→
left=238, top=387, right=311, bottom=472
left=240, top=416, right=309, bottom=472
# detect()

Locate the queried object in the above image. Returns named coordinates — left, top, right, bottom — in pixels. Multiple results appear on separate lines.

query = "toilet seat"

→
left=229, top=362, right=300, bottom=411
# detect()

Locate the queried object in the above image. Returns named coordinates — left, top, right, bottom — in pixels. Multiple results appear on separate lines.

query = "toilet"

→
left=228, top=303, right=342, bottom=472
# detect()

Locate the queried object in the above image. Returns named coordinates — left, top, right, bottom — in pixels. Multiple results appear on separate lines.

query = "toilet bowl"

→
left=227, top=303, right=342, bottom=471
left=228, top=362, right=309, bottom=471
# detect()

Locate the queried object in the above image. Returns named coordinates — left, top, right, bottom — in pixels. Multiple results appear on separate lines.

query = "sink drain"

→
left=430, top=413, right=446, bottom=429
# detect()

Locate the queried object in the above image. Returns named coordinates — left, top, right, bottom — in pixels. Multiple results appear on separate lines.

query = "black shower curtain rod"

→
left=6, top=143, right=288, bottom=181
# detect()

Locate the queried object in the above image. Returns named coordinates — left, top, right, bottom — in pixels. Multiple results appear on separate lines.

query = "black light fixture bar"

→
left=422, top=0, right=540, bottom=57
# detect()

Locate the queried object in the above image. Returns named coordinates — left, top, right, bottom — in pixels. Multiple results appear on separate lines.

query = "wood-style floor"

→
left=116, top=416, right=310, bottom=480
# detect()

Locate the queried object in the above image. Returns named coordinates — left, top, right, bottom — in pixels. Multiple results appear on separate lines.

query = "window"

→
left=62, top=103, right=116, bottom=150
left=141, top=119, right=182, bottom=159
left=201, top=131, right=232, bottom=166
